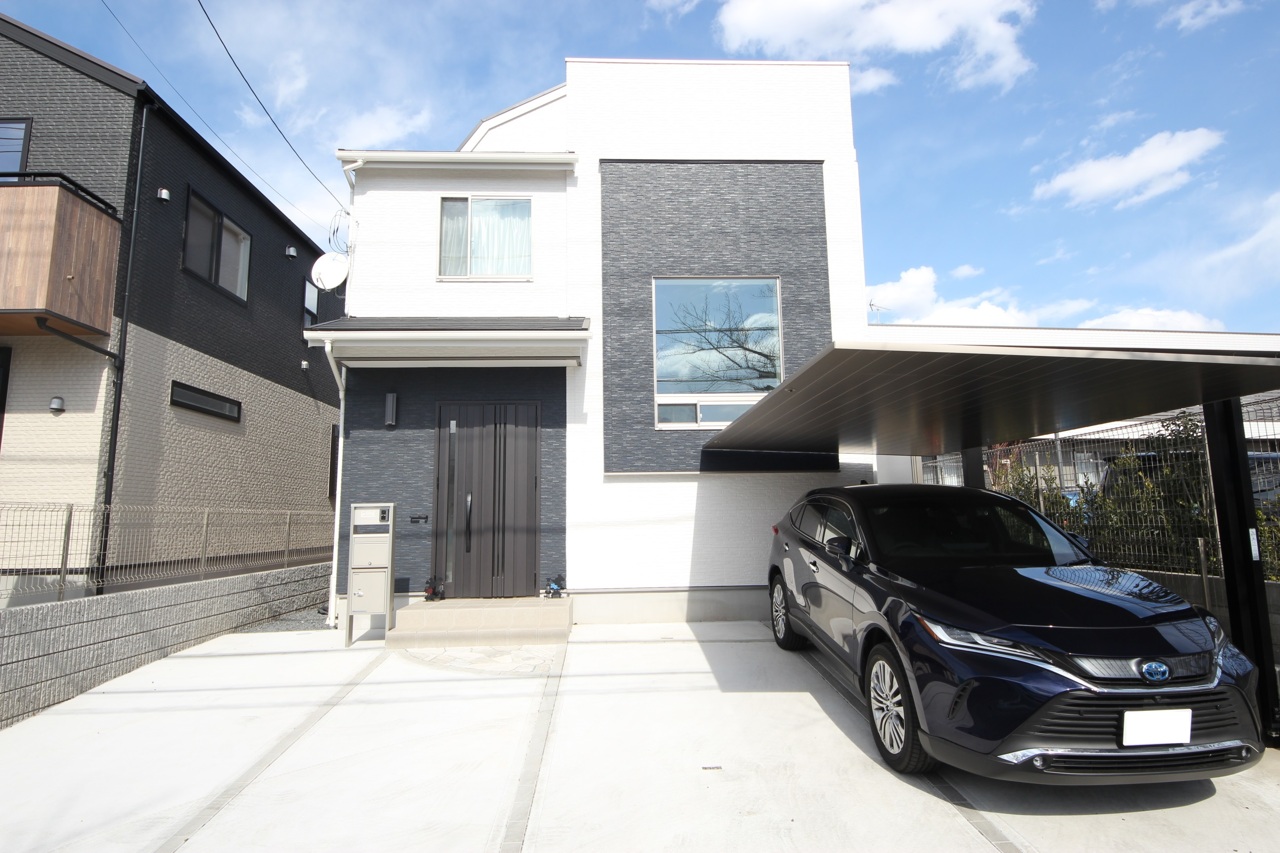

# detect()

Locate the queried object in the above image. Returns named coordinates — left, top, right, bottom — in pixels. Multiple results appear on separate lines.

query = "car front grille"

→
left=1041, top=744, right=1250, bottom=776
left=1068, top=652, right=1213, bottom=685
left=1019, top=688, right=1250, bottom=747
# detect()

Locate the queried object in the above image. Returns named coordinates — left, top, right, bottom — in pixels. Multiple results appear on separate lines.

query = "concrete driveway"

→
left=1, top=618, right=1277, bottom=852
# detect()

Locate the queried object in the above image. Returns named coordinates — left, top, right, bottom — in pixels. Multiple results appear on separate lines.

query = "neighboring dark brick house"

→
left=0, top=12, right=340, bottom=513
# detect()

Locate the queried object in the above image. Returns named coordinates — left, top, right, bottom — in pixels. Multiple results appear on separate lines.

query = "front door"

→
left=433, top=403, right=540, bottom=598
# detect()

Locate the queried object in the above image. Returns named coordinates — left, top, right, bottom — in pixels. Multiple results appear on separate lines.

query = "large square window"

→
left=184, top=192, right=251, bottom=300
left=439, top=196, right=531, bottom=277
left=653, top=277, right=781, bottom=428
left=0, top=119, right=31, bottom=179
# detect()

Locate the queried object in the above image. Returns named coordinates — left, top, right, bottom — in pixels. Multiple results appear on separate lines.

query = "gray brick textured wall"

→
left=339, top=368, right=567, bottom=594
left=600, top=161, right=833, bottom=473
left=0, top=36, right=134, bottom=211
left=0, top=563, right=329, bottom=729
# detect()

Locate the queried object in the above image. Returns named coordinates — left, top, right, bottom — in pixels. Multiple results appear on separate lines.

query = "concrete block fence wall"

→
left=0, top=563, right=329, bottom=729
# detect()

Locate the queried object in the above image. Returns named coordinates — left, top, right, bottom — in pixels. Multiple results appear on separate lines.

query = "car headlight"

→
left=1204, top=614, right=1228, bottom=654
left=917, top=615, right=1044, bottom=661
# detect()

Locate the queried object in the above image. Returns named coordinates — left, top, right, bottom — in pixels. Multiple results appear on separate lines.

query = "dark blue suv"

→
left=768, top=484, right=1264, bottom=784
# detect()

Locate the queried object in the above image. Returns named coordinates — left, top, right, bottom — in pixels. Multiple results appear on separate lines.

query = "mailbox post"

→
left=346, top=503, right=395, bottom=647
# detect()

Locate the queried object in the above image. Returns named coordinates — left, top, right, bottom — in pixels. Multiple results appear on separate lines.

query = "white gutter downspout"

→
left=324, top=339, right=346, bottom=628
left=342, top=158, right=365, bottom=190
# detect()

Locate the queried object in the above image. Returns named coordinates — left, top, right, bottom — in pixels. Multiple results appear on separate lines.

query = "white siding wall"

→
left=0, top=336, right=109, bottom=504
left=114, top=325, right=337, bottom=510
left=346, top=60, right=872, bottom=593
left=345, top=169, right=569, bottom=318
left=477, top=60, right=871, bottom=590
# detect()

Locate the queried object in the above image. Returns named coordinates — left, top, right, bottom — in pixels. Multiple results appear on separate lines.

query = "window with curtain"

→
left=439, top=196, right=531, bottom=277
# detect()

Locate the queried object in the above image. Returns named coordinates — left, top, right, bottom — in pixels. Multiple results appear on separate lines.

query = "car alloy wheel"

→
left=864, top=644, right=936, bottom=773
left=770, top=576, right=807, bottom=650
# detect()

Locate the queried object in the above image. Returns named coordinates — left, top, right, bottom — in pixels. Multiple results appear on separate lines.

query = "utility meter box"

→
left=345, top=503, right=395, bottom=647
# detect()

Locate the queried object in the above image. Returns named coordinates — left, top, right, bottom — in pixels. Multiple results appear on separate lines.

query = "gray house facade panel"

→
left=600, top=160, right=832, bottom=473
left=0, top=34, right=134, bottom=211
left=338, top=367, right=566, bottom=595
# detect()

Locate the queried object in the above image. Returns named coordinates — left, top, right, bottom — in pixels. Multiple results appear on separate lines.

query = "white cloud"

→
left=1079, top=308, right=1225, bottom=331
left=951, top=263, right=984, bottom=279
left=1160, top=0, right=1247, bottom=31
left=1094, top=110, right=1138, bottom=131
left=1032, top=128, right=1224, bottom=209
left=714, top=0, right=1036, bottom=91
left=851, top=66, right=899, bottom=94
left=645, top=0, right=704, bottom=19
left=866, top=266, right=1095, bottom=326
left=1036, top=242, right=1076, bottom=265
left=333, top=105, right=433, bottom=149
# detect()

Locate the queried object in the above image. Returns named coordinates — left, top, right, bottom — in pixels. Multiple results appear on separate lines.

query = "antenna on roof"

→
left=868, top=299, right=890, bottom=324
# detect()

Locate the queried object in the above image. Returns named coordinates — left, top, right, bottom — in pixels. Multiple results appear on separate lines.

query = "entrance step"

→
left=385, top=597, right=572, bottom=648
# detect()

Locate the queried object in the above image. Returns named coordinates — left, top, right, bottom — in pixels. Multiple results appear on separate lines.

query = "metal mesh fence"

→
left=921, top=394, right=1280, bottom=582
left=0, top=504, right=334, bottom=608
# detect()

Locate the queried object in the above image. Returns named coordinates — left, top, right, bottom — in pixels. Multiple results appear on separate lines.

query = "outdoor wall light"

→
left=385, top=393, right=397, bottom=428
left=49, top=396, right=65, bottom=414
left=156, top=188, right=171, bottom=202
left=285, top=245, right=298, bottom=259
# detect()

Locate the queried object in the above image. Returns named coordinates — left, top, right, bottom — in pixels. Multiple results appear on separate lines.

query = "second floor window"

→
left=304, top=279, right=319, bottom=327
left=184, top=192, right=251, bottom=300
left=0, top=119, right=31, bottom=178
left=439, top=196, right=531, bottom=277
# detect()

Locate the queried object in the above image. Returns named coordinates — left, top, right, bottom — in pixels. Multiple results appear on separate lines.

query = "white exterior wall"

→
left=0, top=336, right=109, bottom=504
left=114, top=325, right=337, bottom=510
left=345, top=168, right=570, bottom=318
left=462, top=59, right=872, bottom=590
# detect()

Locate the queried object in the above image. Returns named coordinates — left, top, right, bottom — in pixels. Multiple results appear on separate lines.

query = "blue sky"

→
left=4, top=0, right=1278, bottom=332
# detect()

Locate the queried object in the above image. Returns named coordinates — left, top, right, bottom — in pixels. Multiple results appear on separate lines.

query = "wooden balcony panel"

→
left=0, top=184, right=120, bottom=335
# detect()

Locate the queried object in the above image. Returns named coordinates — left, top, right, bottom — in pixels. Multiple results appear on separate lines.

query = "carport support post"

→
left=1202, top=398, right=1280, bottom=737
left=961, top=447, right=986, bottom=489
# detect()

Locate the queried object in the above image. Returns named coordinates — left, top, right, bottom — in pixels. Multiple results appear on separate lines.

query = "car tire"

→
left=770, top=575, right=808, bottom=651
left=865, top=643, right=936, bottom=774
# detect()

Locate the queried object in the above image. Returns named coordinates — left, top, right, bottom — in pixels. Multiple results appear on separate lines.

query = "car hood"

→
left=892, top=563, right=1206, bottom=650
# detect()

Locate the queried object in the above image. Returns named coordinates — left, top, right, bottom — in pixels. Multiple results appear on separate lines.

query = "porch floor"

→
left=385, top=596, right=572, bottom=648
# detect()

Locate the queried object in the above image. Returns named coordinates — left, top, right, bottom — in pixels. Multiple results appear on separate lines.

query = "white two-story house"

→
left=306, top=59, right=877, bottom=618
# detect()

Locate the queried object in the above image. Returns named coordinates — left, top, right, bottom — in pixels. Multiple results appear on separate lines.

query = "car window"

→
left=796, top=502, right=826, bottom=543
left=861, top=493, right=1086, bottom=568
left=822, top=503, right=857, bottom=539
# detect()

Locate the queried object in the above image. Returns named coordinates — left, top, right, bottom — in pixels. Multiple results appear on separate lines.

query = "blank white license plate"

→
left=1122, top=708, right=1192, bottom=746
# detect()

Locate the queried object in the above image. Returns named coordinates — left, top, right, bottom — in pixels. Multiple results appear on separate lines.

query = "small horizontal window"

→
left=657, top=400, right=754, bottom=429
left=170, top=381, right=241, bottom=422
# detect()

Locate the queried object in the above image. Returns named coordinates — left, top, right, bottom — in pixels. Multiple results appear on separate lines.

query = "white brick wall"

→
left=0, top=335, right=111, bottom=504
left=114, top=325, right=337, bottom=510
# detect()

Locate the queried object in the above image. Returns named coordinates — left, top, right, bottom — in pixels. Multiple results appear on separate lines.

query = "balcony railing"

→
left=0, top=173, right=121, bottom=336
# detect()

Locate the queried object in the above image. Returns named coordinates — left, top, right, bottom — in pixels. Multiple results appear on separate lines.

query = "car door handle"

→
left=809, top=560, right=819, bottom=571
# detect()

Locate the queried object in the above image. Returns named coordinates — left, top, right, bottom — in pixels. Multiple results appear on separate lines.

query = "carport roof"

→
left=705, top=329, right=1280, bottom=458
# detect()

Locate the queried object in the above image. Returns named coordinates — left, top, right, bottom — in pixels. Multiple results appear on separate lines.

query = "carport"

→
left=703, top=326, right=1280, bottom=741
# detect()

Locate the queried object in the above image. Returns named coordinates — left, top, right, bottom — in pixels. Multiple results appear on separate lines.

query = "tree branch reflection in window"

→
left=654, top=278, right=780, bottom=394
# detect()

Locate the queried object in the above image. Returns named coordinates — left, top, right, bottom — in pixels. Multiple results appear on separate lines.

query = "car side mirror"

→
left=825, top=536, right=854, bottom=558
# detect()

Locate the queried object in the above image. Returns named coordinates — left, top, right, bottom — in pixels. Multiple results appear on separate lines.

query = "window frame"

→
left=437, top=194, right=533, bottom=280
left=303, top=279, right=320, bottom=328
left=0, top=118, right=32, bottom=176
left=182, top=189, right=252, bottom=302
left=651, top=275, right=783, bottom=430
left=170, top=381, right=242, bottom=423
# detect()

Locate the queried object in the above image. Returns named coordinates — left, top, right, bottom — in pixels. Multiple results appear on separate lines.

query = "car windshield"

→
left=859, top=492, right=1089, bottom=569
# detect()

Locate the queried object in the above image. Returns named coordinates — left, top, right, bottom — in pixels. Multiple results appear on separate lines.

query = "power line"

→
left=97, top=0, right=328, bottom=232
left=195, top=0, right=348, bottom=213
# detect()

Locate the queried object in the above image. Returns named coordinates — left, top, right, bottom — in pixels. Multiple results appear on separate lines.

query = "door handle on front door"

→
left=465, top=492, right=472, bottom=553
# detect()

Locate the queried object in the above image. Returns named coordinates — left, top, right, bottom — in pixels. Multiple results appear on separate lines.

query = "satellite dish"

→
left=311, top=252, right=349, bottom=291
